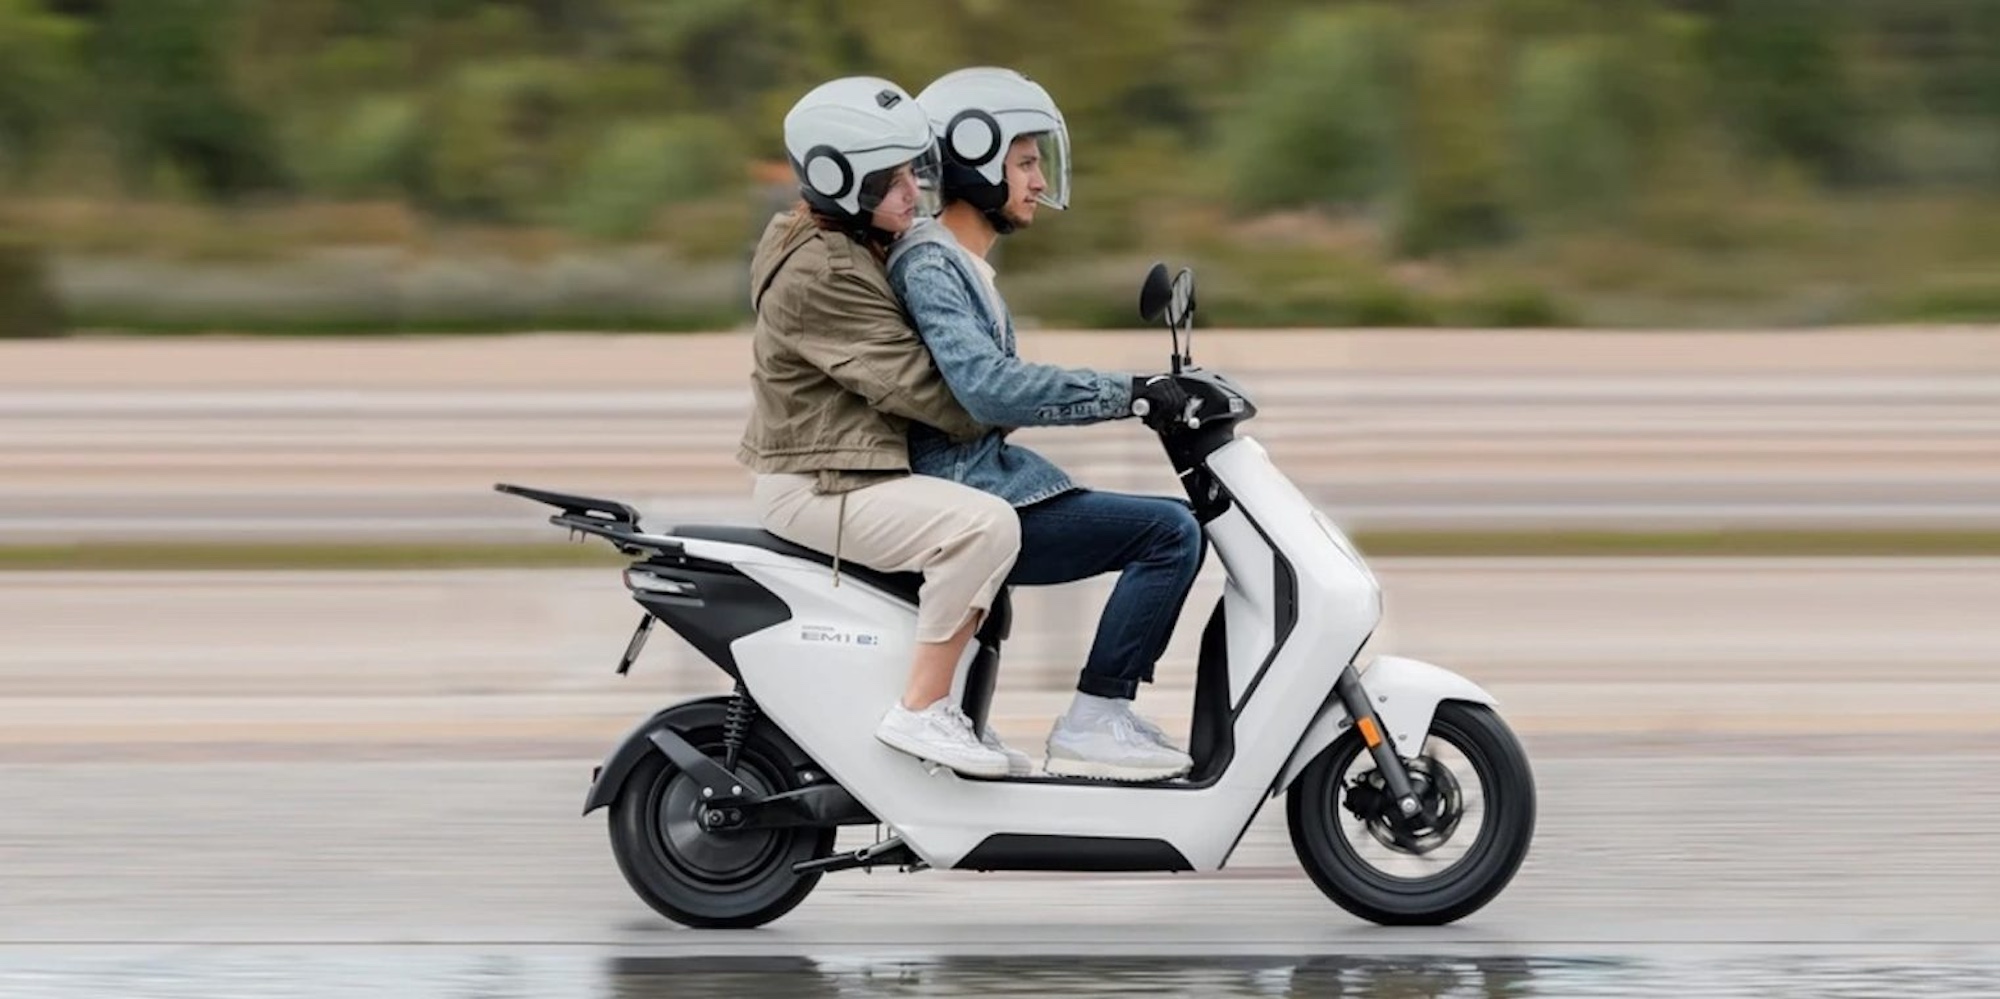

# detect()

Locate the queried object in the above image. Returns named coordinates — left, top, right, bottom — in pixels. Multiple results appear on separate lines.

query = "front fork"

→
left=1332, top=664, right=1428, bottom=830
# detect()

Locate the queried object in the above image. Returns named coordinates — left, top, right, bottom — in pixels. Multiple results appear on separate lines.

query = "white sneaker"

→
left=978, top=724, right=1036, bottom=776
left=1044, top=710, right=1193, bottom=782
left=1125, top=708, right=1185, bottom=753
left=876, top=700, right=1011, bottom=778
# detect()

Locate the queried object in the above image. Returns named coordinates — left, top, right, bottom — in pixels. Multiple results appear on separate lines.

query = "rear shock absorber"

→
left=721, top=680, right=757, bottom=774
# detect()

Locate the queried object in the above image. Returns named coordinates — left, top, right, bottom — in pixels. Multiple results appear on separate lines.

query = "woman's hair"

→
left=785, top=166, right=902, bottom=263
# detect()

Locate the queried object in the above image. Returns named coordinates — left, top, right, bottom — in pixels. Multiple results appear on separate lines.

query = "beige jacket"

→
left=736, top=210, right=985, bottom=494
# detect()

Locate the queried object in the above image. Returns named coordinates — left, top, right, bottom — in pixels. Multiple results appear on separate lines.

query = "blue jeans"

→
left=1007, top=489, right=1206, bottom=700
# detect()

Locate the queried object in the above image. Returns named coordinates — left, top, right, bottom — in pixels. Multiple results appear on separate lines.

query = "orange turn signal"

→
left=1357, top=717, right=1382, bottom=748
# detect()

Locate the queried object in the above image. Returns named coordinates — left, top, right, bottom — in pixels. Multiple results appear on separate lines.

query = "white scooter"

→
left=499, top=264, right=1535, bottom=930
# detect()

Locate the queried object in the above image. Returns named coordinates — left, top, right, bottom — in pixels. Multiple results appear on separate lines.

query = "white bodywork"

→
left=675, top=437, right=1487, bottom=872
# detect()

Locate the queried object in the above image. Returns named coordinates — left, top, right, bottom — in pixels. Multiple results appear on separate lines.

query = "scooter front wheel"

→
left=1286, top=700, right=1535, bottom=926
left=607, top=723, right=835, bottom=929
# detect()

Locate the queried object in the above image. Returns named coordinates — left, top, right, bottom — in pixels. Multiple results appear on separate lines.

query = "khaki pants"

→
left=753, top=473, right=1020, bottom=642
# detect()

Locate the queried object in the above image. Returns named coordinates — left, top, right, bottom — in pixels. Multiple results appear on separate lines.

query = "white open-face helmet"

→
left=916, top=66, right=1071, bottom=228
left=783, top=76, right=943, bottom=225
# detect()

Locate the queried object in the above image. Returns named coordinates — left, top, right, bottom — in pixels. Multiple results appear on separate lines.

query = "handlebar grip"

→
left=1131, top=398, right=1150, bottom=417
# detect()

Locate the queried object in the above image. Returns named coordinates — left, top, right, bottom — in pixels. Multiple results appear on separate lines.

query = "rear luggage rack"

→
left=494, top=482, right=683, bottom=557
left=495, top=483, right=640, bottom=525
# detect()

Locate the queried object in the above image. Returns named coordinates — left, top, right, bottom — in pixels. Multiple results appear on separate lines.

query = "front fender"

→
left=1272, top=655, right=1499, bottom=796
left=581, top=696, right=818, bottom=814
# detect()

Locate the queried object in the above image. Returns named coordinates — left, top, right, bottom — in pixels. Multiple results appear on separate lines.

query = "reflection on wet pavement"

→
left=6, top=952, right=2000, bottom=998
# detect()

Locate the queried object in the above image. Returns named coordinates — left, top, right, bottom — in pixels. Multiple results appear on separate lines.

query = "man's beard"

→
left=1001, top=202, right=1036, bottom=230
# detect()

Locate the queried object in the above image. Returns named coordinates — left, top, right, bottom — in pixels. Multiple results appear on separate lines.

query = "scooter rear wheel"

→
left=1286, top=700, right=1536, bottom=926
left=607, top=723, right=836, bottom=929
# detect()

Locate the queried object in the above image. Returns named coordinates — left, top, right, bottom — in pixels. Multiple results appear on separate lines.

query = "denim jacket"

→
left=887, top=219, right=1134, bottom=507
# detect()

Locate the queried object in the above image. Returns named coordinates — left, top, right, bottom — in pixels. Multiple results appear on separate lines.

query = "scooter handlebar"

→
left=1132, top=394, right=1202, bottom=429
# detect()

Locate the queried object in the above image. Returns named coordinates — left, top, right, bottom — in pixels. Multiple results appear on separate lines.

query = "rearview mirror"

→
left=1138, top=263, right=1173, bottom=325
left=1169, top=267, right=1196, bottom=329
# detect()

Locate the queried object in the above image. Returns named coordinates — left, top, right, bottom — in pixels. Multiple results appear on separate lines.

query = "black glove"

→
left=1131, top=374, right=1190, bottom=432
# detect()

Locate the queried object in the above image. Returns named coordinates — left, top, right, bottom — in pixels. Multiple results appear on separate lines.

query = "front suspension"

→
left=1332, top=665, right=1430, bottom=838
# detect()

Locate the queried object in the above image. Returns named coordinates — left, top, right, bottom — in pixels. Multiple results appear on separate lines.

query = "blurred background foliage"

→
left=3, top=0, right=2000, bottom=334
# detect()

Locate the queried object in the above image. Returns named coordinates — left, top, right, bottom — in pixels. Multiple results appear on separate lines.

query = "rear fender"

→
left=582, top=696, right=819, bottom=814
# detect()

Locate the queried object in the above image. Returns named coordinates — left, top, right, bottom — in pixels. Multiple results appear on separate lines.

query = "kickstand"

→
left=792, top=829, right=921, bottom=876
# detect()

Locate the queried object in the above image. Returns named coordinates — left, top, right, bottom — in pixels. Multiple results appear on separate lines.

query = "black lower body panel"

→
left=954, top=833, right=1193, bottom=872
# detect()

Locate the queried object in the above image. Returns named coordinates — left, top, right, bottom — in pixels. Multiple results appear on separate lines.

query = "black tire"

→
left=607, top=721, right=836, bottom=929
left=1287, top=701, right=1536, bottom=926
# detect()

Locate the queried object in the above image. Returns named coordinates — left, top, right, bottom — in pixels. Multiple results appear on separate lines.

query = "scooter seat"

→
left=669, top=525, right=925, bottom=606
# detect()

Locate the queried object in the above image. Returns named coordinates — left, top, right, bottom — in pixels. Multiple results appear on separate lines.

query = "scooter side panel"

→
left=1203, top=507, right=1275, bottom=709
left=1197, top=437, right=1383, bottom=850
left=728, top=559, right=938, bottom=770
left=1271, top=654, right=1501, bottom=794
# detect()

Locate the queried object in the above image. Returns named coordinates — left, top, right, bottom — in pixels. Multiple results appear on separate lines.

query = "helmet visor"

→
left=1031, top=127, right=1070, bottom=210
left=857, top=146, right=944, bottom=225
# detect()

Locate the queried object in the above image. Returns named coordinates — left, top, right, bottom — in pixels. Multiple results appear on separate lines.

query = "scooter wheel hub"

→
left=657, top=769, right=776, bottom=880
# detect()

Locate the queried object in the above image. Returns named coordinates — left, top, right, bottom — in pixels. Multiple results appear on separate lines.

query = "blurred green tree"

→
left=1222, top=5, right=1412, bottom=211
left=1700, top=0, right=1868, bottom=183
left=94, top=0, right=289, bottom=199
left=0, top=0, right=83, bottom=178
left=564, top=115, right=742, bottom=239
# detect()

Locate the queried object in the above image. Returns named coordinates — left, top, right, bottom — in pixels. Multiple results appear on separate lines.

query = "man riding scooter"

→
left=889, top=67, right=1202, bottom=782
